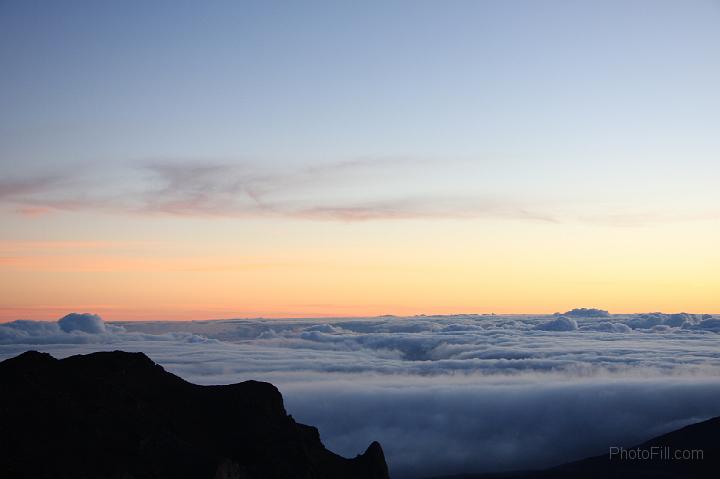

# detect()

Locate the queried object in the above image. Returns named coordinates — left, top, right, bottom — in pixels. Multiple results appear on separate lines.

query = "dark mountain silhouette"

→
left=427, top=415, right=719, bottom=479
left=0, top=350, right=389, bottom=479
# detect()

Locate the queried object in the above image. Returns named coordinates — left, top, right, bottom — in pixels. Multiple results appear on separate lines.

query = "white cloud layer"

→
left=0, top=313, right=213, bottom=345
left=2, top=312, right=720, bottom=478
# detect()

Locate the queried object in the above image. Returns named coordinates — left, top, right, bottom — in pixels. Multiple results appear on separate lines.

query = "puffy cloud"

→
left=581, top=321, right=632, bottom=333
left=686, top=317, right=720, bottom=333
left=562, top=308, right=610, bottom=318
left=535, top=316, right=578, bottom=331
left=625, top=312, right=707, bottom=330
left=58, top=313, right=108, bottom=334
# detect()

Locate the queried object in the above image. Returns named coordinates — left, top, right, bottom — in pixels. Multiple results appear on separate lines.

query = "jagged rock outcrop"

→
left=0, top=350, right=389, bottom=479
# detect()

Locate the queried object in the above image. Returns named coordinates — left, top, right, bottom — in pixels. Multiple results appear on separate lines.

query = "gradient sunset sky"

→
left=1, top=0, right=719, bottom=321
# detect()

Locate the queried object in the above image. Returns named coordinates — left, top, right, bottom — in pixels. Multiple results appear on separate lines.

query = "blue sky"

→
left=3, top=0, right=718, bottom=169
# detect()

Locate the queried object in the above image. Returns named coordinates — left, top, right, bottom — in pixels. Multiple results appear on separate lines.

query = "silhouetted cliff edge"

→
left=0, top=350, right=390, bottom=479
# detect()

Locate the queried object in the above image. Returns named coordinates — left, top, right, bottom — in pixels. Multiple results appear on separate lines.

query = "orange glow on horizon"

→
left=1, top=215, right=718, bottom=322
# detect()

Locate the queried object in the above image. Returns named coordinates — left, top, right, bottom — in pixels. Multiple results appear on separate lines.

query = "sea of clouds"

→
left=2, top=310, right=720, bottom=478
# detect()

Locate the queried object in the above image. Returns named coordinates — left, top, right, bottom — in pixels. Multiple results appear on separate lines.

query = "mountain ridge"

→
left=0, top=350, right=389, bottom=479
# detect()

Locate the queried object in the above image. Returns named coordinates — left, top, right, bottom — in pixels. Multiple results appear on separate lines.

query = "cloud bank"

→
left=2, top=312, right=720, bottom=478
left=0, top=313, right=213, bottom=345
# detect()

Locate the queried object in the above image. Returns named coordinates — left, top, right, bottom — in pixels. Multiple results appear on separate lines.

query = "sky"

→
left=1, top=0, right=719, bottom=321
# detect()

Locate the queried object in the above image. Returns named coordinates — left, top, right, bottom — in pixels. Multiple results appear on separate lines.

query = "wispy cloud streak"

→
left=1, top=159, right=717, bottom=225
left=0, top=160, right=557, bottom=222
